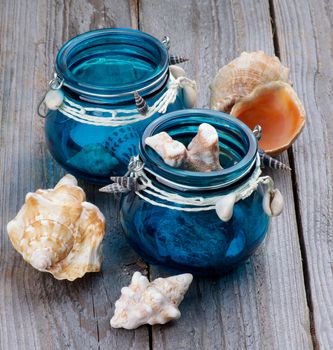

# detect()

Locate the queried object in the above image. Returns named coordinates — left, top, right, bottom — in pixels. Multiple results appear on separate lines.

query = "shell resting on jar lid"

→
left=7, top=174, right=105, bottom=281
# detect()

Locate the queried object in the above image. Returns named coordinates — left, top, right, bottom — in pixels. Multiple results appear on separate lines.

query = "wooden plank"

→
left=273, top=0, right=333, bottom=348
left=139, top=0, right=313, bottom=349
left=0, top=1, right=149, bottom=349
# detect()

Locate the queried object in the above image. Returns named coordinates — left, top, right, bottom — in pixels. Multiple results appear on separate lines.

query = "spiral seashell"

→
left=110, top=271, right=193, bottom=329
left=99, top=182, right=131, bottom=194
left=259, top=149, right=291, bottom=171
left=210, top=51, right=290, bottom=112
left=110, top=176, right=138, bottom=191
left=169, top=55, right=189, bottom=65
left=134, top=91, right=149, bottom=115
left=6, top=174, right=105, bottom=281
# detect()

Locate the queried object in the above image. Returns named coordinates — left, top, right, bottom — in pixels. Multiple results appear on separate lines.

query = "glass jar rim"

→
left=55, top=28, right=169, bottom=100
left=139, top=109, right=258, bottom=190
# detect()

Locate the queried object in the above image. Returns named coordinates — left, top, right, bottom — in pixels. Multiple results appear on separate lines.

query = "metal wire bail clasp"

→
left=161, top=36, right=170, bottom=50
left=37, top=73, right=64, bottom=118
left=128, top=156, right=144, bottom=175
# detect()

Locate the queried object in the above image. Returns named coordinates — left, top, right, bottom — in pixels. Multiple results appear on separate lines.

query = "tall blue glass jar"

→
left=42, top=28, right=193, bottom=184
left=119, top=110, right=283, bottom=276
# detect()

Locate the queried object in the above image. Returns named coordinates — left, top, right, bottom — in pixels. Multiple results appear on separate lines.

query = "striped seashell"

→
left=134, top=91, right=149, bottom=115
left=169, top=55, right=189, bottom=65
left=99, top=183, right=130, bottom=194
left=259, top=149, right=291, bottom=171
left=110, top=176, right=137, bottom=191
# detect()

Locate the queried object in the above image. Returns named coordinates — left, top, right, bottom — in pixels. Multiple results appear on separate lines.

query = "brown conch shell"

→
left=231, top=81, right=306, bottom=155
left=7, top=174, right=105, bottom=281
left=111, top=271, right=193, bottom=329
left=145, top=123, right=222, bottom=172
left=210, top=51, right=290, bottom=113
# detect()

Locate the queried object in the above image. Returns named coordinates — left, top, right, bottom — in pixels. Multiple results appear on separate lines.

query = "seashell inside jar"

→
left=107, top=109, right=284, bottom=276
left=40, top=28, right=197, bottom=184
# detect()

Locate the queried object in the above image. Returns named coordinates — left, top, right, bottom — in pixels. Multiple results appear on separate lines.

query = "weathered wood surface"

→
left=0, top=0, right=330, bottom=349
left=140, top=1, right=312, bottom=349
left=0, top=1, right=149, bottom=349
left=273, top=0, right=333, bottom=348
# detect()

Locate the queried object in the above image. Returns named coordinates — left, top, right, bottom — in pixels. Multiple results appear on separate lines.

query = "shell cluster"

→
left=210, top=51, right=305, bottom=155
left=111, top=271, right=193, bottom=330
left=7, top=174, right=105, bottom=281
left=145, top=123, right=222, bottom=172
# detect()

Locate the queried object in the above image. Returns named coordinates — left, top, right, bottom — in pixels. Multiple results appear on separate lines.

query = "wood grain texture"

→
left=273, top=0, right=333, bottom=348
left=0, top=1, right=149, bottom=349
left=139, top=1, right=313, bottom=349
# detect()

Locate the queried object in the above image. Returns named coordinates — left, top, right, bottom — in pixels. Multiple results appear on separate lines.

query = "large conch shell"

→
left=7, top=174, right=105, bottom=281
left=210, top=51, right=290, bottom=112
left=210, top=51, right=306, bottom=155
left=111, top=271, right=193, bottom=329
left=231, top=81, right=305, bottom=155
left=145, top=123, right=222, bottom=172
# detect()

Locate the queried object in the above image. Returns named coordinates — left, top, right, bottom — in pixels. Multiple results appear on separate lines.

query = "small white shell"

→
left=183, top=85, right=197, bottom=108
left=215, top=192, right=237, bottom=222
left=263, top=189, right=284, bottom=216
left=169, top=65, right=186, bottom=78
left=111, top=271, right=193, bottom=330
left=44, top=89, right=64, bottom=110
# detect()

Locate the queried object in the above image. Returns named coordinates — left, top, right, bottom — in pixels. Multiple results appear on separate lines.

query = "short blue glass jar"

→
left=119, top=109, right=283, bottom=276
left=42, top=28, right=195, bottom=183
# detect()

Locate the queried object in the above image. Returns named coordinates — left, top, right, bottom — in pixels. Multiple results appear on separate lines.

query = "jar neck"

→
left=55, top=28, right=169, bottom=104
left=139, top=109, right=258, bottom=192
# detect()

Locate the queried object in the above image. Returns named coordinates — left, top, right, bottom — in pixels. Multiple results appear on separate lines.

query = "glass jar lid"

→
left=55, top=28, right=169, bottom=102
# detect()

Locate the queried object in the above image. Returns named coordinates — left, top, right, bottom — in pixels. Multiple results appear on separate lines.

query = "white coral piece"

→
left=145, top=123, right=222, bottom=172
left=7, top=174, right=105, bottom=281
left=110, top=271, right=193, bottom=329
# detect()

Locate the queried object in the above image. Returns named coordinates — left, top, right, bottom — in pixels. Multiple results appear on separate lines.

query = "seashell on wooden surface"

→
left=110, top=271, right=193, bottom=329
left=231, top=81, right=305, bottom=155
left=145, top=123, right=222, bottom=172
left=7, top=174, right=105, bottom=281
left=210, top=51, right=290, bottom=113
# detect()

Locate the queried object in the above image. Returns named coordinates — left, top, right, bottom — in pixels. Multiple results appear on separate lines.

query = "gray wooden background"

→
left=0, top=0, right=331, bottom=349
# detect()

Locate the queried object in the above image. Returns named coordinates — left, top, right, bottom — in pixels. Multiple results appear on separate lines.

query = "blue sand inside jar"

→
left=121, top=189, right=269, bottom=275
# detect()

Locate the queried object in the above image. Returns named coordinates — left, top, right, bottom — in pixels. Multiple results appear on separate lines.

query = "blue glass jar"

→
left=42, top=28, right=193, bottom=184
left=119, top=109, right=282, bottom=276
